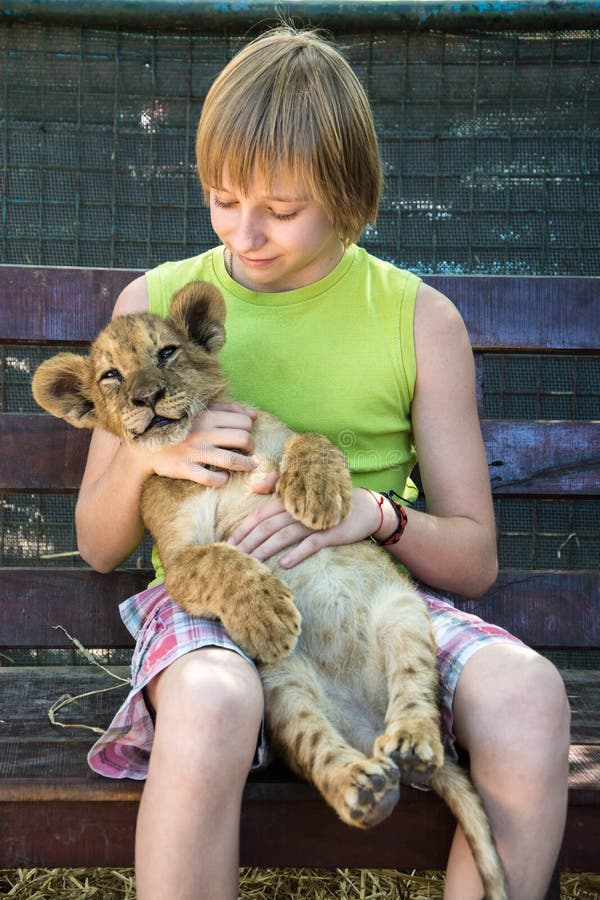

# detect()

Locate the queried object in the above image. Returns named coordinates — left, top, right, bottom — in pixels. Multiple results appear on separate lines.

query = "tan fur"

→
left=32, top=281, right=507, bottom=899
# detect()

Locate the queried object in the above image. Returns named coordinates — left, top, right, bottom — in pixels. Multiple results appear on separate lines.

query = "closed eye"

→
left=157, top=345, right=179, bottom=366
left=270, top=209, right=298, bottom=222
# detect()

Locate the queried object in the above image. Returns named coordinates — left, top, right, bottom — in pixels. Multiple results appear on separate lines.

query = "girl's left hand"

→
left=228, top=478, right=383, bottom=568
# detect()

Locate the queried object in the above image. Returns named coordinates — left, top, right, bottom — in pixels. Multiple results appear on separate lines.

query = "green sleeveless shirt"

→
left=146, top=244, right=420, bottom=582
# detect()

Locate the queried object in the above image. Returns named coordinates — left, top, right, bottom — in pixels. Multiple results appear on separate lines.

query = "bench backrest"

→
left=1, top=265, right=598, bottom=653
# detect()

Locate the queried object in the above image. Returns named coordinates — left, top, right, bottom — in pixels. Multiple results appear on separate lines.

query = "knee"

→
left=176, top=651, right=264, bottom=736
left=513, top=654, right=571, bottom=754
left=456, top=646, right=571, bottom=760
left=152, top=650, right=264, bottom=774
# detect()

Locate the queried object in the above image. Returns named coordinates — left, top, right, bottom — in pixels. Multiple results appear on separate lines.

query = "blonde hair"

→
left=196, top=26, right=382, bottom=245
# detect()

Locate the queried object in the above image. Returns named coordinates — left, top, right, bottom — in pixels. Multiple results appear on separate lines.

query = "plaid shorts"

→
left=88, top=582, right=523, bottom=780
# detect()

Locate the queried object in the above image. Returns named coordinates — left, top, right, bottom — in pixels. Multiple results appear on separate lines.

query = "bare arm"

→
left=75, top=276, right=258, bottom=573
left=382, top=282, right=498, bottom=596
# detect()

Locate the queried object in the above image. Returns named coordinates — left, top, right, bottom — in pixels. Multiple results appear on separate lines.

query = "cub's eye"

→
left=157, top=345, right=179, bottom=366
left=100, top=368, right=123, bottom=383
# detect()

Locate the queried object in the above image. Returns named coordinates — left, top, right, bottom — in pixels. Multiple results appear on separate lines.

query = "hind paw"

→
left=331, top=758, right=400, bottom=829
left=374, top=722, right=444, bottom=785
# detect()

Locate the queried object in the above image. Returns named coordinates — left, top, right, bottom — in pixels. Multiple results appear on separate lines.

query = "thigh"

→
left=421, top=591, right=524, bottom=758
left=88, top=588, right=270, bottom=779
left=452, top=641, right=568, bottom=753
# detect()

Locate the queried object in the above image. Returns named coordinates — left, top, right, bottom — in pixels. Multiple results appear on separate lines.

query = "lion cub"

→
left=32, top=281, right=506, bottom=899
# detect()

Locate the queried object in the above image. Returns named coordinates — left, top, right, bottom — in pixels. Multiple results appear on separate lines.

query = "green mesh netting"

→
left=1, top=19, right=598, bottom=584
left=1, top=22, right=598, bottom=273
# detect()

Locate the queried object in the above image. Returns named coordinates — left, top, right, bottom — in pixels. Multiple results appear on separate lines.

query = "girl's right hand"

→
left=140, top=401, right=258, bottom=486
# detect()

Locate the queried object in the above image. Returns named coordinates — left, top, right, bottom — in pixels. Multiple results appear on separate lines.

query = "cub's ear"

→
left=31, top=353, right=100, bottom=430
left=168, top=282, right=226, bottom=354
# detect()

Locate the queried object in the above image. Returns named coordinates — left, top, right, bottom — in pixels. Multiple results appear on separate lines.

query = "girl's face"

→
left=209, top=170, right=344, bottom=292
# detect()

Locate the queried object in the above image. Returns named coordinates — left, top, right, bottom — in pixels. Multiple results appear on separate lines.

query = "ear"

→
left=167, top=282, right=226, bottom=354
left=31, top=353, right=100, bottom=430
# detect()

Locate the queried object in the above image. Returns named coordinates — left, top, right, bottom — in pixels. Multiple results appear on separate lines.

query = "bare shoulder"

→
left=112, top=274, right=149, bottom=318
left=414, top=284, right=474, bottom=398
left=414, top=281, right=470, bottom=346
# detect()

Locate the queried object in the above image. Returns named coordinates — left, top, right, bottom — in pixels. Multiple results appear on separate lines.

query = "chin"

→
left=131, top=418, right=192, bottom=451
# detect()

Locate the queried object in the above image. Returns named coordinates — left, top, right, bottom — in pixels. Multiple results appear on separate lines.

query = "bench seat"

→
left=1, top=265, right=598, bottom=892
left=0, top=665, right=598, bottom=870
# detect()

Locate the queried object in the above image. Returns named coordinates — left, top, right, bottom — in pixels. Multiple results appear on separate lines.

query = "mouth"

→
left=238, top=254, right=277, bottom=267
left=134, top=412, right=188, bottom=439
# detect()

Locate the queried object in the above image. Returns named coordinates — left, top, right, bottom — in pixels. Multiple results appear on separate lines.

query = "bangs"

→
left=198, top=54, right=326, bottom=202
left=199, top=122, right=319, bottom=202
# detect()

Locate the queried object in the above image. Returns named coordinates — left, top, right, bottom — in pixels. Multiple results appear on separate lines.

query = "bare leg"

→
left=135, top=648, right=264, bottom=900
left=444, top=644, right=570, bottom=900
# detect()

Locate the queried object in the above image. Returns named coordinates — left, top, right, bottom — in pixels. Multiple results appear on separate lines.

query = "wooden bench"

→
left=1, top=264, right=598, bottom=892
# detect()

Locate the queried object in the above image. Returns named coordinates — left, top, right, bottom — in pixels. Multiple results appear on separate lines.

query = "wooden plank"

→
left=2, top=266, right=599, bottom=352
left=1, top=791, right=598, bottom=871
left=0, top=667, right=131, bottom=743
left=1, top=567, right=599, bottom=649
left=482, top=421, right=600, bottom=496
left=1, top=667, right=598, bottom=757
left=568, top=744, right=600, bottom=798
left=0, top=801, right=139, bottom=867
left=565, top=672, right=600, bottom=745
left=0, top=569, right=145, bottom=648
left=0, top=790, right=455, bottom=869
left=1, top=569, right=598, bottom=649
left=0, top=784, right=597, bottom=870
left=460, top=572, right=600, bottom=648
left=560, top=802, right=600, bottom=872
left=426, top=275, right=600, bottom=353
left=239, top=781, right=455, bottom=870
left=0, top=266, right=138, bottom=343
left=0, top=414, right=90, bottom=490
left=0, top=776, right=141, bottom=803
left=3, top=414, right=598, bottom=496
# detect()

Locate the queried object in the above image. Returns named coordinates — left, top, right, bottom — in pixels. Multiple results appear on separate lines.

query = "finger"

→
left=249, top=520, right=314, bottom=562
left=185, top=444, right=258, bottom=473
left=210, top=401, right=258, bottom=419
left=279, top=530, right=328, bottom=568
left=249, top=471, right=279, bottom=494
left=191, top=406, right=255, bottom=433
left=161, top=460, right=230, bottom=487
left=228, top=500, right=289, bottom=547
left=207, top=412, right=255, bottom=432
left=193, top=427, right=255, bottom=454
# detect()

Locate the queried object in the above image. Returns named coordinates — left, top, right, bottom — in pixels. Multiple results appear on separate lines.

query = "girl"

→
left=78, top=26, right=570, bottom=900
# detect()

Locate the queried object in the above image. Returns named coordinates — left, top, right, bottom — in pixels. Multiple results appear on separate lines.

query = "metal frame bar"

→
left=2, top=1, right=600, bottom=34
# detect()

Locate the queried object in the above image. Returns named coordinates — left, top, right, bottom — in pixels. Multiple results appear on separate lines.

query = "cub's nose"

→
left=132, top=385, right=165, bottom=409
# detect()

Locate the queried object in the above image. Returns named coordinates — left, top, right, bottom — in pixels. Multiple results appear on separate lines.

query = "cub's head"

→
left=32, top=281, right=228, bottom=450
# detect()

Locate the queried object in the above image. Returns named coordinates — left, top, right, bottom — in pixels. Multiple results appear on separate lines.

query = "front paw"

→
left=164, top=544, right=301, bottom=665
left=223, top=568, right=302, bottom=665
left=277, top=433, right=352, bottom=529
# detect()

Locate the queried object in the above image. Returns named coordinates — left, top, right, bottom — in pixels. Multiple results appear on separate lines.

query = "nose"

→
left=234, top=208, right=267, bottom=252
left=132, top=384, right=165, bottom=409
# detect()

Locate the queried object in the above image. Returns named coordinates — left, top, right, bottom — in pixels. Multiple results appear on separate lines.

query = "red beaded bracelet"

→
left=361, top=488, right=408, bottom=546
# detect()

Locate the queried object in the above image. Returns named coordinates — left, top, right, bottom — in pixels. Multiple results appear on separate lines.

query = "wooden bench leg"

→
left=544, top=869, right=560, bottom=900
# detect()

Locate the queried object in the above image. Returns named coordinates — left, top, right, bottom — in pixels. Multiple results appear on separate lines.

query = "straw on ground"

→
left=0, top=869, right=599, bottom=899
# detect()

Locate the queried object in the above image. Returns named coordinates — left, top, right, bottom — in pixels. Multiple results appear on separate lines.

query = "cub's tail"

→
left=429, top=759, right=507, bottom=900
